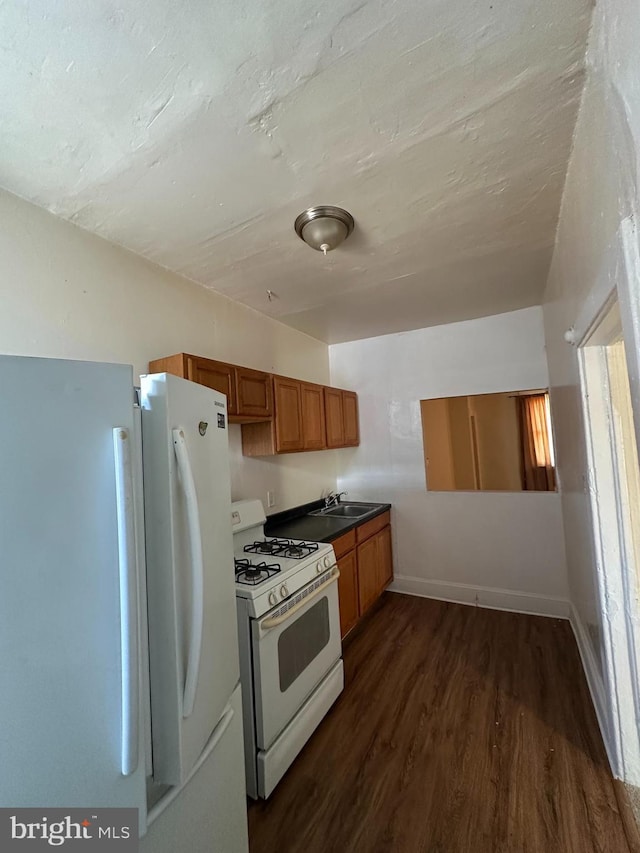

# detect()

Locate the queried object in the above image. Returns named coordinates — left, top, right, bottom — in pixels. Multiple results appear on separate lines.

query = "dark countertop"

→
left=264, top=499, right=391, bottom=543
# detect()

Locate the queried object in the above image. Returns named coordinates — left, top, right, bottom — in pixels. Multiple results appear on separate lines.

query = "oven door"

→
left=251, top=569, right=342, bottom=750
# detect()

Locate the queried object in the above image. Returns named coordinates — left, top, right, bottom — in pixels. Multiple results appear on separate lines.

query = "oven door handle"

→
left=260, top=568, right=340, bottom=630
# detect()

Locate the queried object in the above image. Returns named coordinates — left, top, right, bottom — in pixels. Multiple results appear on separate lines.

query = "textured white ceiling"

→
left=1, top=0, right=592, bottom=343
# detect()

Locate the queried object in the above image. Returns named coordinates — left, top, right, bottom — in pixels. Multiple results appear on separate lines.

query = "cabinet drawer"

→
left=356, top=510, right=390, bottom=544
left=332, top=529, right=356, bottom=560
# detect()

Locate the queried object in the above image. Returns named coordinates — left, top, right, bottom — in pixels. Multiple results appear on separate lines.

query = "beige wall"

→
left=0, top=188, right=338, bottom=512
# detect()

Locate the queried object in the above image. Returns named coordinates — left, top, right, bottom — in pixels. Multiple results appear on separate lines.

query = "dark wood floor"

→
left=248, top=593, right=633, bottom=853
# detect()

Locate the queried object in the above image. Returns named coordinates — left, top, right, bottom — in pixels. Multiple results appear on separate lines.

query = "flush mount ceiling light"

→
left=294, top=205, right=354, bottom=255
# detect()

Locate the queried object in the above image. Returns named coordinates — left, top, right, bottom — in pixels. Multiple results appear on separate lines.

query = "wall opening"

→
left=420, top=390, right=557, bottom=492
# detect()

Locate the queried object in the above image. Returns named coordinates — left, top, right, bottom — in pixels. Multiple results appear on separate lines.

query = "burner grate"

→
left=234, top=558, right=281, bottom=586
left=243, top=538, right=320, bottom=560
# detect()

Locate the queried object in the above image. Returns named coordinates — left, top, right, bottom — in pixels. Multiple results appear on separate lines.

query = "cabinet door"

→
left=342, top=391, right=359, bottom=446
left=324, top=387, right=345, bottom=448
left=357, top=534, right=379, bottom=616
left=377, top=525, right=393, bottom=593
left=332, top=529, right=356, bottom=560
left=235, top=367, right=273, bottom=418
left=337, top=549, right=359, bottom=639
left=301, top=382, right=326, bottom=450
left=186, top=356, right=237, bottom=415
left=273, top=376, right=304, bottom=452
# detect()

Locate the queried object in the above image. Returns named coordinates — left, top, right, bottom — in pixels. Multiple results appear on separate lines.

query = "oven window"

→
left=278, top=596, right=330, bottom=693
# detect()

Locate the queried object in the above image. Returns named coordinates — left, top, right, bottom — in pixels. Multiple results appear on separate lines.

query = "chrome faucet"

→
left=324, top=490, right=348, bottom=508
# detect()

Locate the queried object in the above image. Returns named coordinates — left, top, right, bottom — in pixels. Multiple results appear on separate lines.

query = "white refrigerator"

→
left=0, top=355, right=248, bottom=852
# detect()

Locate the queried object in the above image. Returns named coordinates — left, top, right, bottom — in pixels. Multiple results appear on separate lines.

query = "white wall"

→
left=0, top=188, right=337, bottom=511
left=330, top=306, right=569, bottom=615
left=542, top=0, right=640, bottom=777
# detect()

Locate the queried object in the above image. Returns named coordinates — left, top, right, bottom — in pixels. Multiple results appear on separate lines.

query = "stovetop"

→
left=235, top=535, right=319, bottom=588
left=242, top=537, right=320, bottom=561
left=233, top=536, right=331, bottom=589
left=231, top=499, right=337, bottom=616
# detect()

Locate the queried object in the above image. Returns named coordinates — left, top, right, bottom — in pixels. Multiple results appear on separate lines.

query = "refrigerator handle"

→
left=112, top=428, right=140, bottom=777
left=172, top=428, right=204, bottom=719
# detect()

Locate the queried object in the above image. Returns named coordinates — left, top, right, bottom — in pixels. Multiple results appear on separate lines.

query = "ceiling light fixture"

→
left=294, top=205, right=354, bottom=255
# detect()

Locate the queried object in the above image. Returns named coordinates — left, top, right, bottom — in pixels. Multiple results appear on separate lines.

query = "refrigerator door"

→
left=141, top=373, right=240, bottom=785
left=0, top=356, right=147, bottom=816
left=140, top=683, right=248, bottom=853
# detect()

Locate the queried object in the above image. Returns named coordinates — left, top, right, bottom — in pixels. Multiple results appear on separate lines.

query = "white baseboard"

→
left=389, top=574, right=572, bottom=619
left=568, top=603, right=617, bottom=776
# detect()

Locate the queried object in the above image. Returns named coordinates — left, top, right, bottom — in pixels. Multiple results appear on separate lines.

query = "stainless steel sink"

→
left=310, top=503, right=378, bottom=519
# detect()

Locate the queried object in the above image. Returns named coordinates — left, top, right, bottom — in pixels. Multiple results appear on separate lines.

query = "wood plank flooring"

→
left=248, top=593, right=632, bottom=853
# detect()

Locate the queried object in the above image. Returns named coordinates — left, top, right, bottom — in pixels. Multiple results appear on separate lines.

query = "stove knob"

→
left=316, top=560, right=323, bottom=574
left=280, top=584, right=289, bottom=599
left=323, top=555, right=332, bottom=569
left=268, top=592, right=278, bottom=607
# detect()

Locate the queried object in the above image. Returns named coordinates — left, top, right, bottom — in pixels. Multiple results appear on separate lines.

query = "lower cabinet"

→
left=332, top=511, right=393, bottom=639
left=336, top=550, right=359, bottom=638
left=377, top=525, right=393, bottom=590
left=357, top=534, right=380, bottom=615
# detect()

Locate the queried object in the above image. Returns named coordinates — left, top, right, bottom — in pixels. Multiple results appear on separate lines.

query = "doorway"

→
left=580, top=296, right=640, bottom=782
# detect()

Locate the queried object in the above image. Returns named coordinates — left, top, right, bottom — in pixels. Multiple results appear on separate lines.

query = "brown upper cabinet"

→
left=148, top=353, right=358, bottom=455
left=324, top=387, right=344, bottom=448
left=147, top=353, right=272, bottom=422
left=325, top=387, right=359, bottom=448
left=235, top=365, right=273, bottom=419
left=273, top=376, right=304, bottom=452
left=185, top=355, right=236, bottom=415
left=342, top=390, right=360, bottom=446
left=243, top=376, right=327, bottom=456
left=301, top=382, right=327, bottom=451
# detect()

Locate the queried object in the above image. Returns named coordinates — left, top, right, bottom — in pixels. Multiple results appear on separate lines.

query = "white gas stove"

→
left=231, top=499, right=343, bottom=800
left=232, top=499, right=337, bottom=618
